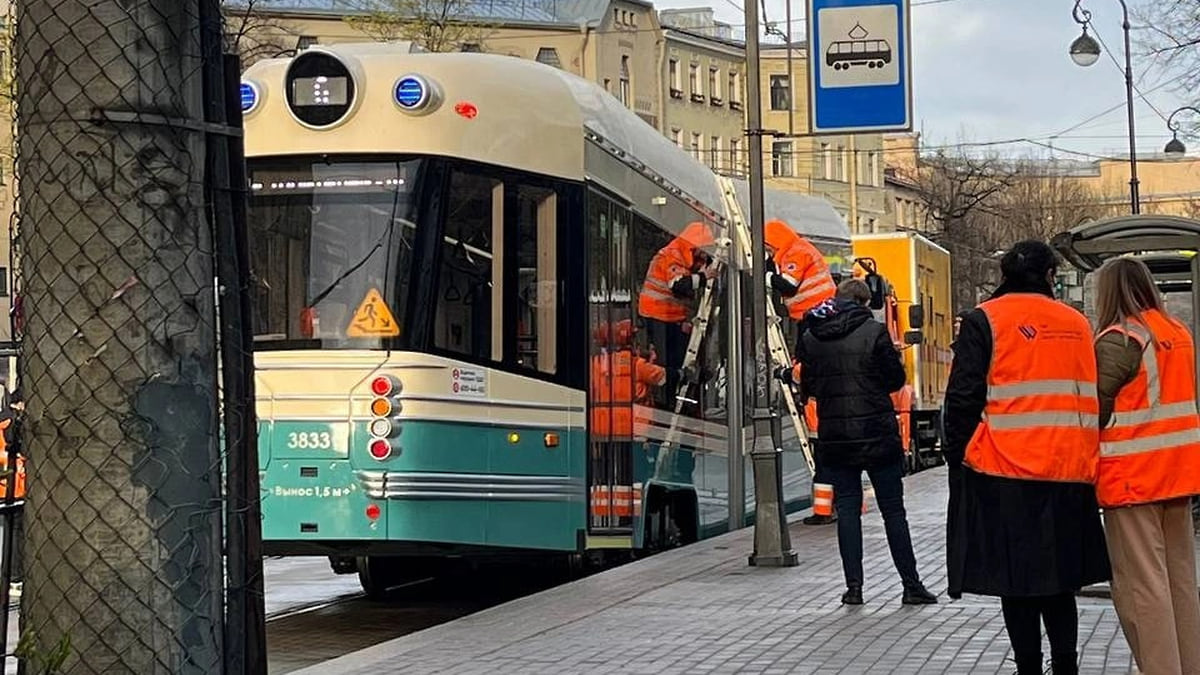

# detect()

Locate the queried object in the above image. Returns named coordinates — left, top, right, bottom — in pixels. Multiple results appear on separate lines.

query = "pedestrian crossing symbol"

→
left=347, top=288, right=400, bottom=338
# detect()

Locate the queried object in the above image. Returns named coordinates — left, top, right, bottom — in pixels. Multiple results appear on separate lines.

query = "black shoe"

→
left=803, top=513, right=837, bottom=525
left=841, top=586, right=863, bottom=605
left=901, top=584, right=938, bottom=605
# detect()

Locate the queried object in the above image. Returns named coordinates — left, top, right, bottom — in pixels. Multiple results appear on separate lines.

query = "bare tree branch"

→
left=343, top=0, right=499, bottom=53
left=221, top=0, right=301, bottom=67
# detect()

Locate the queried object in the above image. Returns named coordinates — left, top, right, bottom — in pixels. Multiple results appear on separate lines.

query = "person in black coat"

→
left=944, top=242, right=1110, bottom=675
left=789, top=278, right=937, bottom=606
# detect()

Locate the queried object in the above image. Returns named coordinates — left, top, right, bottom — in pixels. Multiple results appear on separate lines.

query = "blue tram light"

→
left=393, top=74, right=439, bottom=113
left=240, top=81, right=260, bottom=115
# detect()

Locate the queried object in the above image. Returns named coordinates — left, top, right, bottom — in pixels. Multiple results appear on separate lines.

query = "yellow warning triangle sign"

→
left=346, top=288, right=400, bottom=338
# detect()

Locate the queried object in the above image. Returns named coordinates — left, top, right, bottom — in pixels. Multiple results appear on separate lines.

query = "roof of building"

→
left=231, top=0, right=649, bottom=27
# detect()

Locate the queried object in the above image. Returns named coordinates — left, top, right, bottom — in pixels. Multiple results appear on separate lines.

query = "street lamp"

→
left=1164, top=106, right=1200, bottom=157
left=1070, top=0, right=1140, bottom=214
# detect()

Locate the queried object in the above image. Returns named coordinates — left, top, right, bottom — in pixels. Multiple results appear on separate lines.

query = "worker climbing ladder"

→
left=719, top=176, right=815, bottom=474
left=653, top=177, right=815, bottom=478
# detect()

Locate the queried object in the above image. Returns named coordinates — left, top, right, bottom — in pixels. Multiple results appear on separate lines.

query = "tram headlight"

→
left=240, top=80, right=262, bottom=116
left=393, top=74, right=442, bottom=116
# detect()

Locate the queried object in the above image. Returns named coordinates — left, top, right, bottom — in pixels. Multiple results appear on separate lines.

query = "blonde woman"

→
left=1094, top=256, right=1200, bottom=675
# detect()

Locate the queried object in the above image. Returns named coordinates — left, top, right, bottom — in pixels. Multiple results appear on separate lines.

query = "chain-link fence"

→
left=7, top=1, right=264, bottom=672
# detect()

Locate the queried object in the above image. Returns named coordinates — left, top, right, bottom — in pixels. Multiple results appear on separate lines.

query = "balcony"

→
left=709, top=96, right=723, bottom=106
left=669, top=88, right=684, bottom=99
left=690, top=92, right=706, bottom=103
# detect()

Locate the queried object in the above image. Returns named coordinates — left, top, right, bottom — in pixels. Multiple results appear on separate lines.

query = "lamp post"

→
left=1070, top=0, right=1140, bottom=214
left=1164, top=106, right=1200, bottom=157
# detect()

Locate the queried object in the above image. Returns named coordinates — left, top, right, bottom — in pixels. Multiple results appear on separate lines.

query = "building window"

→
left=691, top=132, right=702, bottom=161
left=820, top=142, right=831, bottom=180
left=669, top=59, right=682, bottom=95
left=460, top=43, right=481, bottom=52
left=618, top=55, right=631, bottom=107
left=670, top=127, right=682, bottom=146
left=296, top=35, right=318, bottom=50
left=835, top=144, right=845, bottom=182
left=536, top=47, right=561, bottom=68
left=688, top=63, right=702, bottom=99
left=603, top=78, right=611, bottom=93
left=842, top=145, right=851, bottom=182
left=769, top=74, right=790, bottom=111
left=708, top=66, right=721, bottom=103
left=729, top=138, right=741, bottom=174
left=728, top=71, right=742, bottom=109
left=0, top=268, right=8, bottom=297
left=772, top=141, right=794, bottom=177
left=869, top=151, right=880, bottom=187
left=710, top=136, right=721, bottom=169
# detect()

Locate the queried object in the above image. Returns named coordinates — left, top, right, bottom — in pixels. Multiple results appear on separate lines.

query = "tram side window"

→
left=435, top=172, right=501, bottom=362
left=514, top=185, right=558, bottom=374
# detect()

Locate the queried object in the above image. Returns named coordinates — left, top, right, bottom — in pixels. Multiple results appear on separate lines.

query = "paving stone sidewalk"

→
left=298, top=467, right=1140, bottom=674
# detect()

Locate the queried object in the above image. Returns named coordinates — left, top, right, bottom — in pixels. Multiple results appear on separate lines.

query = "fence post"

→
left=14, top=1, right=226, bottom=671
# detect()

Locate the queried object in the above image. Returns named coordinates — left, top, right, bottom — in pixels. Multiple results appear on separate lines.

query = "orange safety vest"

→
left=0, top=419, right=24, bottom=500
left=638, top=223, right=715, bottom=323
left=964, top=293, right=1099, bottom=483
left=1095, top=310, right=1200, bottom=508
left=892, top=386, right=913, bottom=453
left=590, top=350, right=666, bottom=437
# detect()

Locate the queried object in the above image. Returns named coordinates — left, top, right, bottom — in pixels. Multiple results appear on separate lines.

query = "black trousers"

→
left=825, top=458, right=921, bottom=590
left=1000, top=593, right=1078, bottom=674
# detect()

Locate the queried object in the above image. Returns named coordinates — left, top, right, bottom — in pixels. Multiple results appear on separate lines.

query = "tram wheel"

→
left=356, top=556, right=403, bottom=600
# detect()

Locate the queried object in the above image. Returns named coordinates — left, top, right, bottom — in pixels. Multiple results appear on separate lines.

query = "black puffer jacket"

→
left=797, top=299, right=907, bottom=468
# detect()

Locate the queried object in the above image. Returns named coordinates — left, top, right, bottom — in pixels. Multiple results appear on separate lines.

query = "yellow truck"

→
left=851, top=232, right=953, bottom=472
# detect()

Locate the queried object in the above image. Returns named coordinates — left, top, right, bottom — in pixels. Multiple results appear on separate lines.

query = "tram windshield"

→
left=247, top=158, right=423, bottom=350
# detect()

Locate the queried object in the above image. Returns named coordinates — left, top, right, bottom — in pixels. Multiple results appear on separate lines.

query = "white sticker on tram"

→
left=272, top=486, right=353, bottom=498
left=451, top=366, right=487, bottom=397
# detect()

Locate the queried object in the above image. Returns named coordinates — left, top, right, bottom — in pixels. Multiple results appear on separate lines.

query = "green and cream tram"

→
left=242, top=43, right=850, bottom=596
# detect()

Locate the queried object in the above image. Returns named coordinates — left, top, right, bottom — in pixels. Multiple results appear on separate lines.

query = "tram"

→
left=241, top=43, right=850, bottom=596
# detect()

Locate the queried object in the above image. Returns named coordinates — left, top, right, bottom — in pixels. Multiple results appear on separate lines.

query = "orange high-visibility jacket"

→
left=765, top=220, right=835, bottom=320
left=0, top=419, right=24, bottom=500
left=590, top=350, right=667, bottom=437
left=964, top=293, right=1100, bottom=483
left=1096, top=309, right=1200, bottom=508
left=638, top=222, right=715, bottom=323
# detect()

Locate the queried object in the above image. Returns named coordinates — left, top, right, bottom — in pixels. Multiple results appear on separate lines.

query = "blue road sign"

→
left=806, top=0, right=912, bottom=134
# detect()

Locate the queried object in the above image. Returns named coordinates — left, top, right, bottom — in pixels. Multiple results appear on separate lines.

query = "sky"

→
left=654, top=0, right=1194, bottom=160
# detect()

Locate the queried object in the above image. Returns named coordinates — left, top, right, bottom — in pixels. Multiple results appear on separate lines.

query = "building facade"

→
left=659, top=8, right=745, bottom=176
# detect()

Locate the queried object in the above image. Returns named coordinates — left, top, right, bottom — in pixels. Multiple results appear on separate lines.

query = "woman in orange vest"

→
left=1093, top=257, right=1200, bottom=675
left=944, top=241, right=1109, bottom=675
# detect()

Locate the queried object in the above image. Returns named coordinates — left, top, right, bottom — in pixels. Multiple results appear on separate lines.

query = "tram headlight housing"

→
left=284, top=49, right=362, bottom=130
left=393, top=74, right=442, bottom=115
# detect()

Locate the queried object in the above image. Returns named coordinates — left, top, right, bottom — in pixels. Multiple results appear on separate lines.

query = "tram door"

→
left=587, top=194, right=635, bottom=533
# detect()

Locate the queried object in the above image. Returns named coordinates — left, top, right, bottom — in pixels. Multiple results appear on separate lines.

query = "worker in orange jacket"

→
left=764, top=219, right=836, bottom=327
left=590, top=320, right=666, bottom=525
left=638, top=222, right=718, bottom=405
left=0, top=389, right=24, bottom=592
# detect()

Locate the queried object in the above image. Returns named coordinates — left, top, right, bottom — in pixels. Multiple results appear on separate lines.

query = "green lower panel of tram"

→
left=259, top=419, right=587, bottom=552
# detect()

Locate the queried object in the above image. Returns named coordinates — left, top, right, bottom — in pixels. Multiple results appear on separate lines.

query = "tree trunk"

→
left=15, top=1, right=224, bottom=672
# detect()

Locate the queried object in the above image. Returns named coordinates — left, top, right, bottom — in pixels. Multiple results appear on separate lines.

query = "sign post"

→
left=807, top=0, right=913, bottom=135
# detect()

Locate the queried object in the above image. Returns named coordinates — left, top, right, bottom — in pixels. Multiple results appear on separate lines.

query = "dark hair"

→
left=835, top=278, right=871, bottom=305
left=9, top=389, right=21, bottom=404
left=1000, top=240, right=1058, bottom=288
left=955, top=310, right=971, bottom=320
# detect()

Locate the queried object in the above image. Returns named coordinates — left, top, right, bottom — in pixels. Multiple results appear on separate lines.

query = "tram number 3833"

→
left=287, top=432, right=333, bottom=450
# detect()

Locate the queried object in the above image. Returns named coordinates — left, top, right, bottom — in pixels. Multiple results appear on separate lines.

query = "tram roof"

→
left=243, top=45, right=849, bottom=247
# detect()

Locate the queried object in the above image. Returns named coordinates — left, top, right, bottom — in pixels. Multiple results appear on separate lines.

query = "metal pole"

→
left=727, top=241, right=745, bottom=530
left=745, top=0, right=798, bottom=568
left=785, top=0, right=794, bottom=137
left=848, top=136, right=859, bottom=232
left=1119, top=0, right=1140, bottom=214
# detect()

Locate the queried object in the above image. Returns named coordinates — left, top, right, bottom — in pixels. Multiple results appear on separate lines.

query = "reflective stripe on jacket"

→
left=1096, top=309, right=1200, bottom=508
left=964, top=293, right=1099, bottom=483
left=775, top=238, right=835, bottom=320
